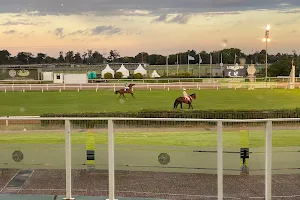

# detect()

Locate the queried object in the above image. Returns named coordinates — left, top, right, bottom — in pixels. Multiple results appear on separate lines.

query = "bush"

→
left=104, top=72, right=113, bottom=79
left=114, top=72, right=123, bottom=79
left=40, top=108, right=300, bottom=128
left=133, top=73, right=143, bottom=79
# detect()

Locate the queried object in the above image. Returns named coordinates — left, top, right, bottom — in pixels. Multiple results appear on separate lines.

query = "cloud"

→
left=0, top=19, right=48, bottom=26
left=153, top=14, right=190, bottom=24
left=278, top=8, right=300, bottom=13
left=3, top=30, right=16, bottom=34
left=200, top=11, right=241, bottom=17
left=91, top=26, right=121, bottom=35
left=0, top=20, right=37, bottom=26
left=69, top=29, right=89, bottom=36
left=69, top=25, right=122, bottom=36
left=54, top=28, right=65, bottom=39
left=1, top=0, right=300, bottom=17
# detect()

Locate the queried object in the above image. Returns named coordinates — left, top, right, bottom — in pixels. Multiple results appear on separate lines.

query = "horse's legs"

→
left=174, top=102, right=179, bottom=109
left=123, top=93, right=127, bottom=99
left=188, top=103, right=191, bottom=109
left=180, top=103, right=183, bottom=109
left=131, top=93, right=135, bottom=99
left=190, top=103, right=193, bottom=109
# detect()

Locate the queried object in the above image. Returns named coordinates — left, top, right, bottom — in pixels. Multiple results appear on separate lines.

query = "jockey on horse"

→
left=183, top=88, right=191, bottom=102
left=124, top=82, right=129, bottom=91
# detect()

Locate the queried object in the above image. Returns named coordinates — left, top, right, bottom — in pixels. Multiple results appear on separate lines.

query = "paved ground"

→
left=1, top=169, right=300, bottom=200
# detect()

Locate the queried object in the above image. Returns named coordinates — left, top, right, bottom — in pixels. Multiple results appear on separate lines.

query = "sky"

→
left=0, top=0, right=300, bottom=58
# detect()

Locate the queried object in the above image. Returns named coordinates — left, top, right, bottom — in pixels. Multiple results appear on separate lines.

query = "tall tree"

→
left=0, top=50, right=11, bottom=64
left=17, top=52, right=33, bottom=64
left=65, top=51, right=74, bottom=63
left=36, top=53, right=47, bottom=64
left=107, top=50, right=120, bottom=63
left=58, top=51, right=64, bottom=62
left=74, top=52, right=82, bottom=63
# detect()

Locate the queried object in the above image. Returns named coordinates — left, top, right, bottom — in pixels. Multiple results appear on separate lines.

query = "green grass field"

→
left=0, top=89, right=300, bottom=115
left=1, top=129, right=299, bottom=148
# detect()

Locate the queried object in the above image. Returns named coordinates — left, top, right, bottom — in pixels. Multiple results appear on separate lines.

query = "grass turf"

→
left=0, top=130, right=299, bottom=148
left=0, top=89, right=300, bottom=115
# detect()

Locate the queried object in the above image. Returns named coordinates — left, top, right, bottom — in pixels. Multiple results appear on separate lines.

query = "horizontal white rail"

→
left=0, top=82, right=299, bottom=91
left=1, top=116, right=300, bottom=122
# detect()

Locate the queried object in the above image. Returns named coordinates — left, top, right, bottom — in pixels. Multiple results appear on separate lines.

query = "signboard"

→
left=223, top=65, right=247, bottom=78
left=0, top=68, right=39, bottom=80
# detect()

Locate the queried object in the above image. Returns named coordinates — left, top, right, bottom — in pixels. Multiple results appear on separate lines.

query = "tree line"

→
left=0, top=48, right=298, bottom=66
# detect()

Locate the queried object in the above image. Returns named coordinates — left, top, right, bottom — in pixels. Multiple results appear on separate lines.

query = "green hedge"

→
left=40, top=108, right=300, bottom=128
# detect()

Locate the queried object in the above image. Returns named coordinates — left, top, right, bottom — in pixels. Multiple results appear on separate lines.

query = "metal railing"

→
left=1, top=117, right=300, bottom=200
left=0, top=82, right=300, bottom=91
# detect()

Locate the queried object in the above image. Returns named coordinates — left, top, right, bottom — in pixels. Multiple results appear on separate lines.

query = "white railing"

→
left=2, top=117, right=300, bottom=200
left=0, top=82, right=299, bottom=91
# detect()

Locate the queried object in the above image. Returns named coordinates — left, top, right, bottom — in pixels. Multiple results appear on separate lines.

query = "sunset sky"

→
left=0, top=0, right=300, bottom=58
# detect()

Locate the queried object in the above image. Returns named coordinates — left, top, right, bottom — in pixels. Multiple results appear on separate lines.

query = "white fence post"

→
left=265, top=120, right=272, bottom=200
left=107, top=119, right=117, bottom=200
left=217, top=121, right=223, bottom=200
left=64, top=120, right=74, bottom=200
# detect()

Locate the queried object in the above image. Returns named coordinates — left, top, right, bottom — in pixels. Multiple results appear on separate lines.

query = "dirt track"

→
left=1, top=169, right=300, bottom=199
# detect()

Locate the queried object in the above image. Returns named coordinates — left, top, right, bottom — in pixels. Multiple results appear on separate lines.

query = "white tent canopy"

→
left=116, top=64, right=129, bottom=78
left=151, top=70, right=160, bottom=78
left=101, top=64, right=114, bottom=78
left=134, top=64, right=147, bottom=76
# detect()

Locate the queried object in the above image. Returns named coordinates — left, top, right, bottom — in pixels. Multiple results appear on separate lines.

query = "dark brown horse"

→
left=115, top=83, right=135, bottom=99
left=173, top=93, right=196, bottom=109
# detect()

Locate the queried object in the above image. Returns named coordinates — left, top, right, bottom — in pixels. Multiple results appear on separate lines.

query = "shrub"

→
left=114, top=72, right=123, bottom=79
left=133, top=73, right=143, bottom=79
left=104, top=72, right=113, bottom=79
left=40, top=108, right=300, bottom=128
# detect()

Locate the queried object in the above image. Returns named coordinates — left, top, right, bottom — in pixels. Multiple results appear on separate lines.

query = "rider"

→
left=124, top=82, right=129, bottom=91
left=183, top=88, right=191, bottom=101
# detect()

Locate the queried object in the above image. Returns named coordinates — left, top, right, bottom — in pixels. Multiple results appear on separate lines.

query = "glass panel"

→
left=114, top=119, right=218, bottom=199
left=0, top=119, right=67, bottom=195
left=271, top=120, right=300, bottom=198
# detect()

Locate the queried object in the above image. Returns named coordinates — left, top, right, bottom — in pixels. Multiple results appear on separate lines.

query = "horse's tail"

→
left=115, top=90, right=119, bottom=94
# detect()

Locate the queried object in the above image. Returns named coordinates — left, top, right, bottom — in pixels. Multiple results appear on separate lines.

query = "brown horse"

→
left=173, top=93, right=196, bottom=109
left=115, top=83, right=135, bottom=99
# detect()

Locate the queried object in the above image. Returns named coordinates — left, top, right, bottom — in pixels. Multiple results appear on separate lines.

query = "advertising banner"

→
left=0, top=68, right=39, bottom=80
left=223, top=65, right=247, bottom=78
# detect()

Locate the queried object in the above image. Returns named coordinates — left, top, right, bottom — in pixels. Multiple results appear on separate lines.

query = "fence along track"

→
left=1, top=117, right=300, bottom=200
left=0, top=82, right=299, bottom=91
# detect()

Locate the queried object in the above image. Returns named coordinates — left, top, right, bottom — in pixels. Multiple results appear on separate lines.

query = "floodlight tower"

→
left=263, top=25, right=271, bottom=80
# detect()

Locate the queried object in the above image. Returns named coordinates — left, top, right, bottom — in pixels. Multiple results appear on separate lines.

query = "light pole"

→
left=263, top=25, right=271, bottom=80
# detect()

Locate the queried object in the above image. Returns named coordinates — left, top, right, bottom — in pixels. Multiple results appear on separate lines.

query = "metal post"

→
left=265, top=41, right=268, bottom=80
left=265, top=120, right=272, bottom=200
left=217, top=121, right=223, bottom=200
left=166, top=56, right=168, bottom=77
left=198, top=54, right=201, bottom=78
left=64, top=120, right=74, bottom=200
left=107, top=119, right=117, bottom=200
